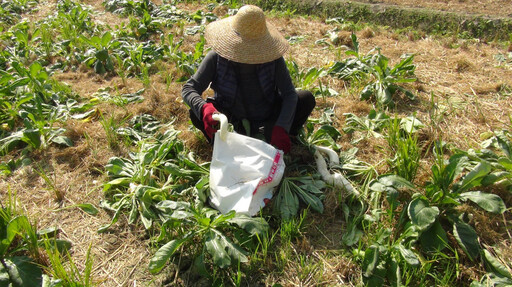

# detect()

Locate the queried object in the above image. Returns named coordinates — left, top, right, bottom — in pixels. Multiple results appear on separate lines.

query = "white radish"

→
left=314, top=145, right=358, bottom=196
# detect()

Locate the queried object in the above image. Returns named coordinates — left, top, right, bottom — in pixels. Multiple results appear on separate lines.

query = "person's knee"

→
left=306, top=91, right=316, bottom=110
left=298, top=90, right=316, bottom=112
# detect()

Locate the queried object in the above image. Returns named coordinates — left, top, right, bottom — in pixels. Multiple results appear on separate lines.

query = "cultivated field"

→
left=1, top=0, right=511, bottom=286
left=356, top=0, right=512, bottom=18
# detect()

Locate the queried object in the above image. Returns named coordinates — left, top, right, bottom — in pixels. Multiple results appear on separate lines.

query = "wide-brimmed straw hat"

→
left=205, top=5, right=289, bottom=64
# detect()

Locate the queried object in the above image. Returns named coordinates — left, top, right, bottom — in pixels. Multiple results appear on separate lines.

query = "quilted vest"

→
left=210, top=54, right=277, bottom=109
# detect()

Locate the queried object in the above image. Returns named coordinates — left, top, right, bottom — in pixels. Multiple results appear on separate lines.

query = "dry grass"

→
left=1, top=0, right=512, bottom=286
left=356, top=0, right=512, bottom=18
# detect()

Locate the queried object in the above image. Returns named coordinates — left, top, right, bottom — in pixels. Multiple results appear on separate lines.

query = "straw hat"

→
left=205, top=5, right=289, bottom=64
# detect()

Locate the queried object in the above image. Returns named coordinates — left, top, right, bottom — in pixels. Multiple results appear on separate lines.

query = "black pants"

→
left=189, top=90, right=316, bottom=143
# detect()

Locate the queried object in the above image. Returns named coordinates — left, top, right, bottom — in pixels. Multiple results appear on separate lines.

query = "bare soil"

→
left=356, top=0, right=512, bottom=18
left=1, top=0, right=511, bottom=286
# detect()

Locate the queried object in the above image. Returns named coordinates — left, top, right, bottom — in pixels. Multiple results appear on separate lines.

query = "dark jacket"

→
left=182, top=50, right=298, bottom=132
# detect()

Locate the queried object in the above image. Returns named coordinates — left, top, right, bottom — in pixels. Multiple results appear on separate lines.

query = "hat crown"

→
left=204, top=4, right=288, bottom=64
left=231, top=5, right=267, bottom=40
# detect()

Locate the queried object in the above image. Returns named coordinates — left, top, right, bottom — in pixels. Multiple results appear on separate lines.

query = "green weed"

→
left=43, top=242, right=94, bottom=286
left=1, top=190, right=73, bottom=286
left=35, top=163, right=65, bottom=202
left=385, top=116, right=421, bottom=182
left=279, top=209, right=307, bottom=245
left=99, top=113, right=127, bottom=150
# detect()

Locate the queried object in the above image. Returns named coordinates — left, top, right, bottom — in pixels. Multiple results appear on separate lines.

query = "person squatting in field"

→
left=182, top=4, right=315, bottom=154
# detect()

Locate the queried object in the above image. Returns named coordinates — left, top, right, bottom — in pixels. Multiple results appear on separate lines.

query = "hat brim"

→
left=205, top=16, right=289, bottom=64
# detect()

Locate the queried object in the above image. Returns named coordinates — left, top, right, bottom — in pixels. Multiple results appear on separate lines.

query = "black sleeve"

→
left=274, top=57, right=298, bottom=132
left=181, top=50, right=217, bottom=120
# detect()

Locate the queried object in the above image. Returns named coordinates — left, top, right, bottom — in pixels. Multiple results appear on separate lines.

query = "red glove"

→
left=201, top=103, right=218, bottom=139
left=270, top=126, right=291, bottom=154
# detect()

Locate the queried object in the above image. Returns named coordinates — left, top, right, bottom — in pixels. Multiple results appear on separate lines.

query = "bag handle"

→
left=212, top=113, right=228, bottom=141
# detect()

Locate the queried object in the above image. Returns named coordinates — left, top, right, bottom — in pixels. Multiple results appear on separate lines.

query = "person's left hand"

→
left=270, top=126, right=291, bottom=154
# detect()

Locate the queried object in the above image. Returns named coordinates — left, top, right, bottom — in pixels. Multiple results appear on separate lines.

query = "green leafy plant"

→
left=103, top=0, right=157, bottom=17
left=362, top=153, right=507, bottom=286
left=11, top=61, right=52, bottom=101
left=99, top=182, right=170, bottom=231
left=340, top=198, right=366, bottom=247
left=298, top=120, right=342, bottom=151
left=472, top=272, right=512, bottom=287
left=32, top=22, right=55, bottom=62
left=116, top=40, right=164, bottom=77
left=187, top=9, right=217, bottom=25
left=51, top=0, right=95, bottom=57
left=99, top=128, right=184, bottom=231
left=0, top=155, right=31, bottom=176
left=3, top=0, right=38, bottom=14
left=128, top=11, right=165, bottom=39
left=273, top=176, right=326, bottom=220
left=0, top=111, right=71, bottom=153
left=0, top=60, right=83, bottom=159
left=1, top=21, right=33, bottom=60
left=99, top=113, right=129, bottom=150
left=53, top=98, right=98, bottom=121
left=103, top=127, right=183, bottom=186
left=0, top=108, right=73, bottom=153
left=355, top=175, right=431, bottom=286
left=99, top=123, right=211, bottom=232
left=359, top=227, right=420, bottom=286
left=343, top=109, right=390, bottom=143
left=285, top=58, right=340, bottom=102
left=163, top=34, right=206, bottom=82
left=359, top=51, right=416, bottom=107
left=149, top=204, right=268, bottom=275
left=81, top=31, right=119, bottom=74
left=116, top=113, right=162, bottom=142
left=345, top=133, right=510, bottom=287
left=0, top=70, right=30, bottom=131
left=286, top=59, right=327, bottom=91
left=279, top=209, right=307, bottom=246
left=328, top=34, right=417, bottom=107
left=92, top=87, right=145, bottom=106
left=469, top=129, right=512, bottom=192
left=472, top=247, right=512, bottom=286
left=0, top=58, right=95, bottom=156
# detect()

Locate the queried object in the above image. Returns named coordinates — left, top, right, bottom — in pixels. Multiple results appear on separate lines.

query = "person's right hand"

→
left=201, top=103, right=219, bottom=139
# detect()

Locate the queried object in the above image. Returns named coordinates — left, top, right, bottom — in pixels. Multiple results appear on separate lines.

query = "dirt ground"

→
left=1, top=0, right=512, bottom=286
left=355, top=0, right=512, bottom=18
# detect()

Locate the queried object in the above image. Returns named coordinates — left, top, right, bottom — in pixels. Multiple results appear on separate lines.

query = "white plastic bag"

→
left=209, top=114, right=285, bottom=216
